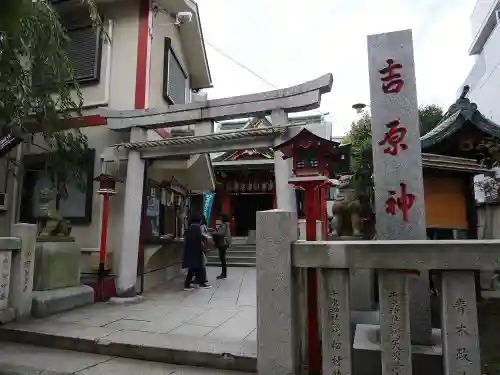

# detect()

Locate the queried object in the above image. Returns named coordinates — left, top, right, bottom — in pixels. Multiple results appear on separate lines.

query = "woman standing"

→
left=199, top=214, right=212, bottom=284
left=215, top=213, right=232, bottom=280
left=182, top=214, right=211, bottom=290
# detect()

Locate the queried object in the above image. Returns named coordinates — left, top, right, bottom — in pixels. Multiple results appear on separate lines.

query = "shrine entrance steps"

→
left=206, top=243, right=256, bottom=267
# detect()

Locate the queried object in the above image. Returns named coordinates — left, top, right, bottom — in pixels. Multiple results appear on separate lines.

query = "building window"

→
left=163, top=38, right=188, bottom=105
left=19, top=149, right=95, bottom=224
left=60, top=11, right=103, bottom=83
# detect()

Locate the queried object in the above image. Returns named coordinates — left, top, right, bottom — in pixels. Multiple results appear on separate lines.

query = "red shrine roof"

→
left=272, top=128, right=346, bottom=159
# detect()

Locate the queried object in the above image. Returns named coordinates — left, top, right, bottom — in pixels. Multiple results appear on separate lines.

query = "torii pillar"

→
left=272, top=109, right=297, bottom=212
left=115, top=127, right=147, bottom=299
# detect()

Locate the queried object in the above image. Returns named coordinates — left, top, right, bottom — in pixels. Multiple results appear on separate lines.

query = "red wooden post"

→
left=93, top=173, right=121, bottom=302
left=304, top=184, right=321, bottom=373
left=99, top=194, right=110, bottom=270
left=222, top=194, right=231, bottom=215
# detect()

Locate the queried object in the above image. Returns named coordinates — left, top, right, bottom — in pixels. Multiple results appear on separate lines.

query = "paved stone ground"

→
left=10, top=267, right=256, bottom=340
left=0, top=342, right=252, bottom=374
left=0, top=267, right=257, bottom=372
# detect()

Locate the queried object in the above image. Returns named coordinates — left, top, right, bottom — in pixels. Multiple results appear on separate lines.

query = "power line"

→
left=205, top=40, right=326, bottom=118
left=205, top=40, right=278, bottom=89
left=152, top=4, right=326, bottom=118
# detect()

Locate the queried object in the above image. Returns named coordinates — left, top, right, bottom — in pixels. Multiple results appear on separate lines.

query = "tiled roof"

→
left=421, top=87, right=500, bottom=149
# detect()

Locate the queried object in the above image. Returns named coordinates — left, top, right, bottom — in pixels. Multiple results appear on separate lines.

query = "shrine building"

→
left=419, top=88, right=500, bottom=239
left=210, top=113, right=335, bottom=237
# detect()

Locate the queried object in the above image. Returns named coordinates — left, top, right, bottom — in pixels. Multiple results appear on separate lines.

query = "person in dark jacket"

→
left=182, top=214, right=211, bottom=290
left=215, top=212, right=232, bottom=280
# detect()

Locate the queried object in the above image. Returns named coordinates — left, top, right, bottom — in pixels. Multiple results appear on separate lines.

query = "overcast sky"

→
left=196, top=0, right=477, bottom=136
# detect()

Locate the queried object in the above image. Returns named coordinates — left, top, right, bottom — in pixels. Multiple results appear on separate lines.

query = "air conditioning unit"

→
left=0, top=193, right=8, bottom=211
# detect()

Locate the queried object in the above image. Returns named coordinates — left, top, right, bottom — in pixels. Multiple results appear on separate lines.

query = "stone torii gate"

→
left=100, top=74, right=333, bottom=299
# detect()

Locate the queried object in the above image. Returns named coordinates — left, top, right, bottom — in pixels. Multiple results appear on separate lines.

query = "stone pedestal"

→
left=353, top=324, right=443, bottom=375
left=32, top=285, right=94, bottom=318
left=256, top=210, right=298, bottom=375
left=9, top=223, right=37, bottom=320
left=247, top=230, right=256, bottom=245
left=32, top=238, right=94, bottom=317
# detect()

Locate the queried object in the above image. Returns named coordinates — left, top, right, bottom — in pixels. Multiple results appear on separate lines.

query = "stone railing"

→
left=0, top=224, right=37, bottom=323
left=256, top=210, right=500, bottom=375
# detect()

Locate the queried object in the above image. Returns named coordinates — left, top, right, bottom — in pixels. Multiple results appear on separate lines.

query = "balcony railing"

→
left=256, top=209, right=500, bottom=375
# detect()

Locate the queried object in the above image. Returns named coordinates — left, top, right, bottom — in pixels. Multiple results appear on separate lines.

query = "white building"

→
left=458, top=1, right=500, bottom=203
left=460, top=0, right=500, bottom=120
left=0, top=0, right=215, bottom=292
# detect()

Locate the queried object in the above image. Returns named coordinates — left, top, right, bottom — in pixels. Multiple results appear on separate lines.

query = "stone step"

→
left=0, top=342, right=254, bottom=375
left=206, top=256, right=256, bottom=264
left=206, top=262, right=256, bottom=268
left=230, top=243, right=256, bottom=247
left=0, top=323, right=257, bottom=373
left=226, top=250, right=257, bottom=257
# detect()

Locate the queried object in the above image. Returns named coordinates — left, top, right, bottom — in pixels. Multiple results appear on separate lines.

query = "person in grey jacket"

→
left=215, top=213, right=232, bottom=280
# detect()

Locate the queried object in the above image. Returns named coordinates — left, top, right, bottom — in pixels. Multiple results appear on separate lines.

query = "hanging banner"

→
left=202, top=192, right=215, bottom=223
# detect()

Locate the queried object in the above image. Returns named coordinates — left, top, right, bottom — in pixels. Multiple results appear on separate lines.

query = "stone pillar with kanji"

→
left=367, top=29, right=432, bottom=350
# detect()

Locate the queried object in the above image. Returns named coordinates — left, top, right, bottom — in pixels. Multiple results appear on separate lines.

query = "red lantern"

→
left=94, top=173, right=121, bottom=196
left=92, top=173, right=122, bottom=301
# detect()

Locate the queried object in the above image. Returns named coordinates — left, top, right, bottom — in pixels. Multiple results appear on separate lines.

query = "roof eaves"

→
left=474, top=112, right=500, bottom=138
left=420, top=111, right=463, bottom=149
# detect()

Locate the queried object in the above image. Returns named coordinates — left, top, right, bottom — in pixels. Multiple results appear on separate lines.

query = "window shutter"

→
left=66, top=26, right=102, bottom=82
left=162, top=38, right=187, bottom=105
left=62, top=13, right=102, bottom=83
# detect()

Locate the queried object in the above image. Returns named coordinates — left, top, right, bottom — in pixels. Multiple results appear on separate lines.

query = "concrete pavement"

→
left=0, top=267, right=257, bottom=373
left=0, top=342, right=253, bottom=374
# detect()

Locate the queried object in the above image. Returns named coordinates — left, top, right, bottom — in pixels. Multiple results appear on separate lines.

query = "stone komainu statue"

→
left=37, top=188, right=72, bottom=237
left=331, top=175, right=362, bottom=238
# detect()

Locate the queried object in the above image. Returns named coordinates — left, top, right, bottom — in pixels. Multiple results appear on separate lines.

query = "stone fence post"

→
left=9, top=223, right=37, bottom=320
left=256, top=209, right=298, bottom=375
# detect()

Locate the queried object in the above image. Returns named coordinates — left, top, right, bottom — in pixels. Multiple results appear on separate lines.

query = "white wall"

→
left=65, top=1, right=140, bottom=269
left=461, top=22, right=500, bottom=122
left=470, top=0, right=499, bottom=43
left=60, top=0, right=141, bottom=111
left=148, top=10, right=209, bottom=136
left=461, top=2, right=500, bottom=204
left=148, top=10, right=189, bottom=110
